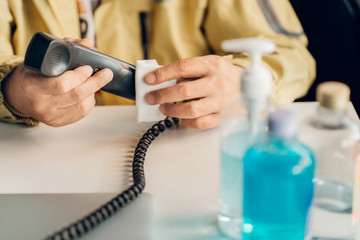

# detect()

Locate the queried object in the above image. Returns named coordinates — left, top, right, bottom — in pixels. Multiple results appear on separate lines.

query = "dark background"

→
left=290, top=0, right=360, bottom=114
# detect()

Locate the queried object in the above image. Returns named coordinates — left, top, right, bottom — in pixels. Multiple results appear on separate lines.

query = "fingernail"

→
left=86, top=66, right=93, bottom=76
left=145, top=73, right=156, bottom=84
left=146, top=93, right=155, bottom=104
left=63, top=37, right=76, bottom=42
left=103, top=68, right=113, bottom=81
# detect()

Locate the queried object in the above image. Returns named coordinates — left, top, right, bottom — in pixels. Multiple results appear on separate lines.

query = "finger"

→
left=40, top=65, right=94, bottom=94
left=159, top=96, right=221, bottom=119
left=64, top=37, right=94, bottom=49
left=146, top=77, right=213, bottom=105
left=74, top=38, right=94, bottom=49
left=181, top=113, right=221, bottom=130
left=145, top=57, right=210, bottom=85
left=47, top=95, right=96, bottom=127
left=54, top=68, right=113, bottom=107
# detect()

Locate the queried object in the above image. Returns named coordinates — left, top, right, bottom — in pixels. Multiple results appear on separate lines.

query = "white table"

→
left=0, top=103, right=359, bottom=240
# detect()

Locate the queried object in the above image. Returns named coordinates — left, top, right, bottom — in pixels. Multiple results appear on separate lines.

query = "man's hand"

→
left=145, top=55, right=242, bottom=130
left=3, top=38, right=113, bottom=127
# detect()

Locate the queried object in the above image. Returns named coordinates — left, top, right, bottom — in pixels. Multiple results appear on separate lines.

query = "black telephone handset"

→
left=24, top=32, right=136, bottom=100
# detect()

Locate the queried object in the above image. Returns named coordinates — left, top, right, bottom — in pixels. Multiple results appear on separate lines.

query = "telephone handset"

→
left=24, top=32, right=136, bottom=101
left=45, top=117, right=179, bottom=240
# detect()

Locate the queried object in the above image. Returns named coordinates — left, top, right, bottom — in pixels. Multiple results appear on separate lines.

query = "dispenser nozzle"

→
left=221, top=37, right=275, bottom=99
left=221, top=37, right=275, bottom=63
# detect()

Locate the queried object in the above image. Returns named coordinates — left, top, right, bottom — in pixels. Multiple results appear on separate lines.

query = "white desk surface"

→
left=0, top=102, right=359, bottom=240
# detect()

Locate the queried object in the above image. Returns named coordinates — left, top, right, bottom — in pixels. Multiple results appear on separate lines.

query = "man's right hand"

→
left=3, top=38, right=113, bottom=127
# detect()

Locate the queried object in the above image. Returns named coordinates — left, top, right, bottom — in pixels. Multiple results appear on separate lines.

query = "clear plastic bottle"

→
left=242, top=110, right=315, bottom=240
left=218, top=38, right=275, bottom=239
left=298, top=81, right=360, bottom=239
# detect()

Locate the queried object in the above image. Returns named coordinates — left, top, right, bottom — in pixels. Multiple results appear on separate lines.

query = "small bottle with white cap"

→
left=298, top=81, right=360, bottom=239
left=242, top=109, right=315, bottom=240
left=218, top=38, right=275, bottom=239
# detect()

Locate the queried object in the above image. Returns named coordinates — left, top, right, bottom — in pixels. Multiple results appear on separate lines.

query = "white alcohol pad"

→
left=135, top=60, right=176, bottom=122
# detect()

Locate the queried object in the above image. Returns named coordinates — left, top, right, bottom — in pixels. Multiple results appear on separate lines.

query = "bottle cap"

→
left=269, top=110, right=297, bottom=139
left=316, top=81, right=350, bottom=110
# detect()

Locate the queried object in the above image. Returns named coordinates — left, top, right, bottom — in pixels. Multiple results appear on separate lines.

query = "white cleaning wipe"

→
left=135, top=60, right=176, bottom=123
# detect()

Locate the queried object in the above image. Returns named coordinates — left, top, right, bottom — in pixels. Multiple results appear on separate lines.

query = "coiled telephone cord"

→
left=45, top=117, right=179, bottom=240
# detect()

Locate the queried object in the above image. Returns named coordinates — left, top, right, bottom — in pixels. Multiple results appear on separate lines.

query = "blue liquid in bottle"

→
left=242, top=110, right=315, bottom=240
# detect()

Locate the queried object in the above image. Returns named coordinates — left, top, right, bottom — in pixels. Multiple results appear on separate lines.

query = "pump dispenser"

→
left=218, top=38, right=275, bottom=239
left=222, top=38, right=274, bottom=132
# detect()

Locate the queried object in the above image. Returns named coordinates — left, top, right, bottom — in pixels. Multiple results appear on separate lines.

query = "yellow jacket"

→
left=0, top=0, right=315, bottom=125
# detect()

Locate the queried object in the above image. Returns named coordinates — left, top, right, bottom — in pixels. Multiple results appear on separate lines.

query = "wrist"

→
left=1, top=65, right=30, bottom=118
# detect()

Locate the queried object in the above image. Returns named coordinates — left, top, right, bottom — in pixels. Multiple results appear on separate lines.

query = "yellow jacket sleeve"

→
left=205, top=0, right=316, bottom=105
left=0, top=0, right=38, bottom=126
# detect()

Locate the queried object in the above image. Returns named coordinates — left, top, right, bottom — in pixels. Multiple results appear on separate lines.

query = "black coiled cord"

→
left=45, top=117, right=179, bottom=240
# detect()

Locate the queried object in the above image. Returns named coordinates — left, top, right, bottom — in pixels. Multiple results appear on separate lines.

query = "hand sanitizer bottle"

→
left=242, top=110, right=315, bottom=240
left=298, top=81, right=360, bottom=239
left=218, top=38, right=275, bottom=239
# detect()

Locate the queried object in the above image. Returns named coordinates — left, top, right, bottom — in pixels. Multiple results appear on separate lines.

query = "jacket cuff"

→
left=0, top=56, right=39, bottom=126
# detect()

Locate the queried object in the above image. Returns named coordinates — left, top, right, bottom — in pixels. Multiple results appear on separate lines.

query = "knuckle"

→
left=78, top=97, right=95, bottom=118
left=96, top=74, right=109, bottom=88
left=154, top=67, right=166, bottom=82
left=210, top=55, right=224, bottom=68
left=71, top=87, right=82, bottom=102
left=77, top=102, right=87, bottom=118
left=179, top=84, right=192, bottom=99
left=176, top=59, right=190, bottom=74
left=54, top=79, right=66, bottom=93
left=187, top=101, right=200, bottom=118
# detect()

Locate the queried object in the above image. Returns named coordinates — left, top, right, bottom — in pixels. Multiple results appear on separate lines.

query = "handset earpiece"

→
left=41, top=41, right=71, bottom=77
